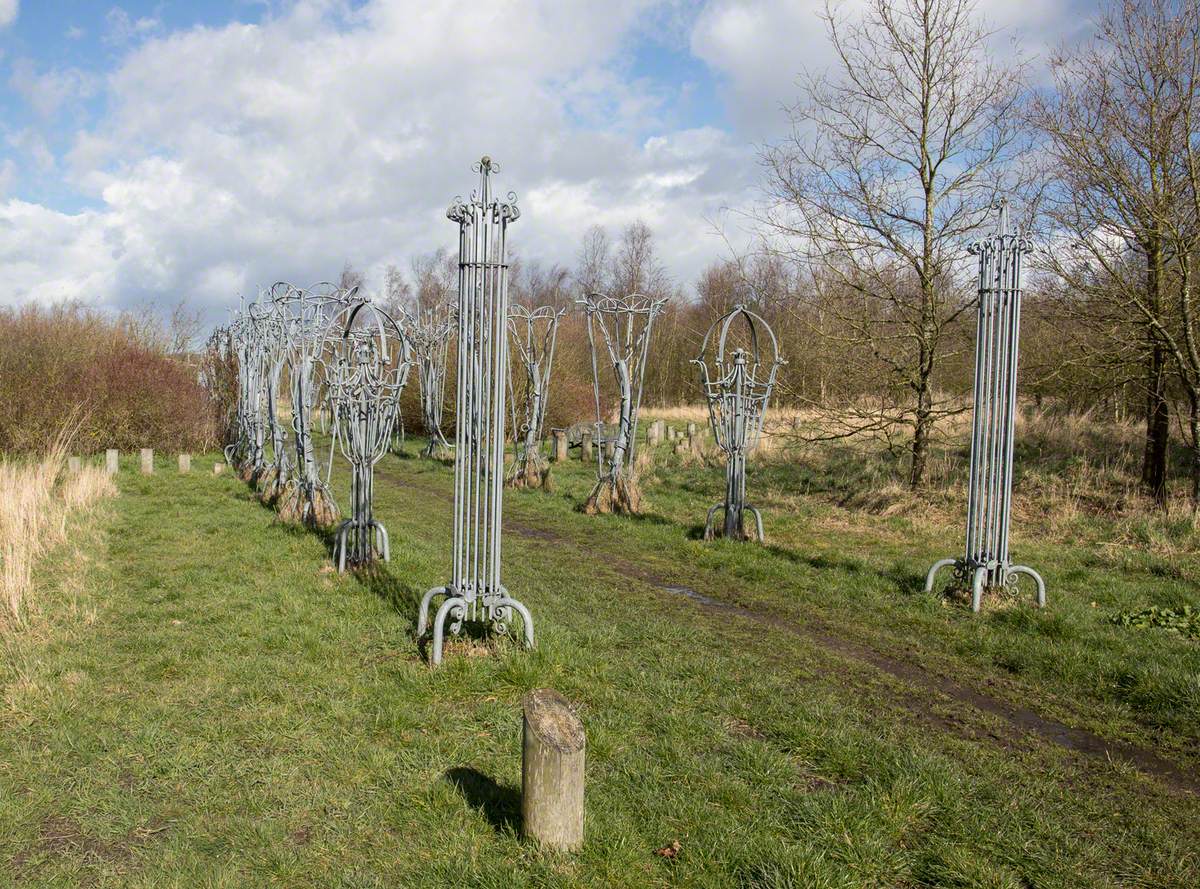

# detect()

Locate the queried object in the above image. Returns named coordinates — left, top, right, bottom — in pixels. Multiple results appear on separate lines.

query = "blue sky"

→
left=0, top=1, right=1091, bottom=325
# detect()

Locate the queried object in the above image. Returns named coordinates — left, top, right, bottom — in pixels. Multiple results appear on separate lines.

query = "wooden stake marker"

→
left=522, top=688, right=585, bottom=851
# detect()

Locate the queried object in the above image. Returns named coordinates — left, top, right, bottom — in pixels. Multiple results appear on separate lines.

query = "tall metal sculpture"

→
left=693, top=304, right=783, bottom=542
left=580, top=291, right=666, bottom=514
left=418, top=157, right=534, bottom=665
left=256, top=284, right=292, bottom=504
left=225, top=300, right=270, bottom=482
left=408, top=303, right=455, bottom=459
left=926, top=202, right=1046, bottom=611
left=277, top=282, right=348, bottom=527
left=323, top=298, right=412, bottom=572
left=506, top=304, right=566, bottom=488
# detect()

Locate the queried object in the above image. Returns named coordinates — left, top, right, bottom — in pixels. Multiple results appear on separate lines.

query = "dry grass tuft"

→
left=0, top=435, right=116, bottom=630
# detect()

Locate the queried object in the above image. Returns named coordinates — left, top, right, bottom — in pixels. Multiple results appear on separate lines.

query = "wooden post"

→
left=213, top=462, right=226, bottom=476
left=688, top=428, right=701, bottom=456
left=140, top=449, right=154, bottom=474
left=667, top=425, right=677, bottom=442
left=105, top=449, right=119, bottom=475
left=552, top=430, right=568, bottom=463
left=686, top=421, right=697, bottom=438
left=67, top=456, right=81, bottom=473
left=178, top=453, right=191, bottom=473
left=647, top=423, right=661, bottom=448
left=580, top=431, right=593, bottom=462
left=604, top=439, right=615, bottom=462
left=522, top=688, right=585, bottom=851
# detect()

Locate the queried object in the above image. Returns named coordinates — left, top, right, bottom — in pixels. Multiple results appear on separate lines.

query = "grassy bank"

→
left=0, top=438, right=1196, bottom=886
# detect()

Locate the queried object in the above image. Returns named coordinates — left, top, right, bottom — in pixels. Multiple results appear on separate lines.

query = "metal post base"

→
left=333, top=519, right=390, bottom=573
left=702, top=502, right=765, bottom=543
left=925, top=557, right=1046, bottom=612
left=418, top=585, right=535, bottom=666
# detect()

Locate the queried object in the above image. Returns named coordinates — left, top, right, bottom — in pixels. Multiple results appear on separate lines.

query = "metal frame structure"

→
left=323, top=298, right=412, bottom=572
left=579, top=291, right=667, bottom=514
left=418, top=157, right=534, bottom=665
left=693, top=304, right=782, bottom=542
left=506, top=303, right=566, bottom=488
left=277, top=282, right=349, bottom=526
left=224, top=298, right=270, bottom=481
left=407, top=303, right=455, bottom=458
left=926, top=202, right=1046, bottom=611
left=257, top=283, right=293, bottom=503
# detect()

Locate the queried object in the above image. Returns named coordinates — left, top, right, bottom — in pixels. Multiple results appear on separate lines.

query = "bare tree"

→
left=339, top=261, right=365, bottom=293
left=1031, top=0, right=1199, bottom=505
left=575, top=225, right=610, bottom=295
left=409, top=248, right=456, bottom=313
left=759, top=0, right=1028, bottom=487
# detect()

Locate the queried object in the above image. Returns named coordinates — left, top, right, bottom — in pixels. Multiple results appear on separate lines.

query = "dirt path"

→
left=379, top=461, right=1200, bottom=795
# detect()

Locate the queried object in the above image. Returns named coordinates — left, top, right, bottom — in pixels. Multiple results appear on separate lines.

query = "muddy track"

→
left=377, top=461, right=1199, bottom=795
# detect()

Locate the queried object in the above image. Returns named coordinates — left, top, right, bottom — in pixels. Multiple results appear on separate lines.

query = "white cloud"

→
left=691, top=0, right=1079, bottom=139
left=0, top=1, right=17, bottom=29
left=8, top=59, right=97, bottom=118
left=104, top=7, right=162, bottom=46
left=1, top=0, right=753, bottom=321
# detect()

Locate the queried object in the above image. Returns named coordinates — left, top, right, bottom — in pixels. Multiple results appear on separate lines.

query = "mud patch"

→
left=11, top=814, right=170, bottom=876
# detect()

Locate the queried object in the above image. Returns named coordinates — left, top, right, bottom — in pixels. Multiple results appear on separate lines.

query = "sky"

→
left=0, top=0, right=1095, bottom=327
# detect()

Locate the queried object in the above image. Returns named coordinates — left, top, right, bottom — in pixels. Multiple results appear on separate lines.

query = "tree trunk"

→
left=1141, top=245, right=1170, bottom=506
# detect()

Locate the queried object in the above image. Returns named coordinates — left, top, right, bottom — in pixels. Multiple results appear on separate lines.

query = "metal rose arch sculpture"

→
left=693, top=303, right=783, bottom=542
left=925, top=201, right=1046, bottom=612
left=418, top=157, right=534, bottom=666
left=323, top=296, right=413, bottom=572
left=579, top=291, right=666, bottom=514
left=506, top=303, right=566, bottom=488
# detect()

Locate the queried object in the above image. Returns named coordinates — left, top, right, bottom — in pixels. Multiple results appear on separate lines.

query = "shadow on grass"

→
left=352, top=562, right=423, bottom=616
left=445, top=767, right=521, bottom=835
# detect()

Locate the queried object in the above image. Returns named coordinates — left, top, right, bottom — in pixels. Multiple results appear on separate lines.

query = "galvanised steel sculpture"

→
left=506, top=304, right=566, bottom=488
left=693, top=304, right=783, bottom=542
left=323, top=297, right=412, bottom=572
left=256, top=284, right=293, bottom=504
left=580, top=291, right=666, bottom=514
left=224, top=300, right=270, bottom=482
left=407, top=303, right=455, bottom=459
left=277, top=282, right=349, bottom=527
left=418, top=157, right=534, bottom=665
left=925, top=202, right=1046, bottom=611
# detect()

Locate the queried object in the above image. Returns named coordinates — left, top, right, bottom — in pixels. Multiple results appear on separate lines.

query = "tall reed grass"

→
left=0, top=434, right=116, bottom=630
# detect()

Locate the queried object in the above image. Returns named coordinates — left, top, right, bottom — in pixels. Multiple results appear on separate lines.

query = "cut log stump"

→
left=522, top=688, right=585, bottom=851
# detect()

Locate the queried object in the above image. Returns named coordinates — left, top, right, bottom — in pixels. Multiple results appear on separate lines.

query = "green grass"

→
left=1, top=442, right=1198, bottom=887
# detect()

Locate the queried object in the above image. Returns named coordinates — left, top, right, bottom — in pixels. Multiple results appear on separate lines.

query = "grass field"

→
left=1, top=435, right=1198, bottom=887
